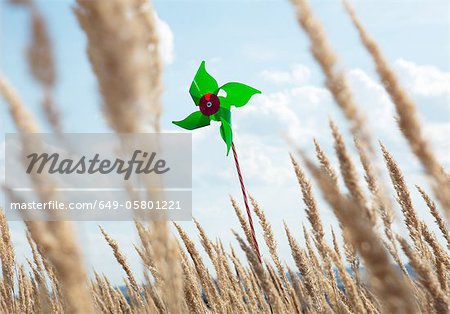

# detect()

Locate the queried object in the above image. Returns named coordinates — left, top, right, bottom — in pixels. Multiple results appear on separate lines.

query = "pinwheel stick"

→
left=231, top=142, right=262, bottom=263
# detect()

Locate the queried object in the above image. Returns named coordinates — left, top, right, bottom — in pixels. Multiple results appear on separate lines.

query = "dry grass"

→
left=27, top=8, right=61, bottom=133
left=74, top=0, right=163, bottom=133
left=9, top=0, right=62, bottom=132
left=342, top=0, right=450, bottom=218
left=289, top=0, right=374, bottom=156
left=1, top=0, right=449, bottom=313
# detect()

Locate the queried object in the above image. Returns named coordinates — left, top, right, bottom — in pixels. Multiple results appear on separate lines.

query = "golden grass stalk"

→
left=230, top=196, right=258, bottom=254
left=195, top=222, right=245, bottom=310
left=330, top=227, right=341, bottom=257
left=214, top=245, right=249, bottom=313
left=159, top=232, right=185, bottom=314
left=8, top=0, right=31, bottom=5
left=27, top=9, right=62, bottom=133
left=8, top=0, right=62, bottom=132
left=354, top=137, right=394, bottom=226
left=286, top=266, right=307, bottom=312
left=194, top=220, right=245, bottom=311
left=99, top=226, right=139, bottom=293
left=291, top=151, right=344, bottom=311
left=250, top=196, right=288, bottom=286
left=233, top=231, right=285, bottom=313
left=215, top=240, right=246, bottom=298
left=193, top=218, right=216, bottom=262
left=74, top=0, right=163, bottom=132
left=112, top=282, right=133, bottom=313
left=180, top=248, right=207, bottom=314
left=289, top=155, right=325, bottom=248
left=229, top=245, right=266, bottom=312
left=301, top=227, right=321, bottom=274
left=327, top=246, right=365, bottom=313
left=25, top=234, right=53, bottom=313
left=143, top=271, right=166, bottom=313
left=343, top=0, right=450, bottom=217
left=26, top=232, right=44, bottom=277
left=381, top=143, right=425, bottom=252
left=354, top=138, right=408, bottom=275
left=419, top=222, right=450, bottom=292
left=398, top=237, right=450, bottom=313
left=306, top=144, right=362, bottom=282
left=330, top=120, right=374, bottom=223
left=0, top=75, right=40, bottom=133
left=0, top=210, right=15, bottom=302
left=304, top=143, right=364, bottom=284
left=417, top=186, right=450, bottom=250
left=27, top=10, right=55, bottom=89
left=306, top=226, right=352, bottom=314
left=290, top=0, right=373, bottom=154
left=284, top=223, right=329, bottom=312
left=1, top=76, right=93, bottom=314
left=312, top=140, right=366, bottom=286
left=313, top=139, right=339, bottom=186
left=134, top=221, right=161, bottom=283
left=302, top=154, right=418, bottom=313
left=174, top=223, right=222, bottom=312
left=248, top=267, right=270, bottom=312
left=342, top=229, right=361, bottom=286
left=138, top=220, right=184, bottom=313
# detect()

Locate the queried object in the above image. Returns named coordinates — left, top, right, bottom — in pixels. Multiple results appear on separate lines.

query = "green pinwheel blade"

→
left=172, top=111, right=211, bottom=130
left=219, top=117, right=233, bottom=155
left=211, top=107, right=231, bottom=123
left=219, top=82, right=261, bottom=108
left=189, top=61, right=219, bottom=105
left=218, top=96, right=231, bottom=110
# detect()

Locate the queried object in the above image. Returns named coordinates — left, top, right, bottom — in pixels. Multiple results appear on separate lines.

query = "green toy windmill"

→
left=173, top=61, right=262, bottom=262
left=173, top=61, right=261, bottom=155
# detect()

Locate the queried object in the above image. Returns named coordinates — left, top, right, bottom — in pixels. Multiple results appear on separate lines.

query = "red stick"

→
left=231, top=141, right=262, bottom=263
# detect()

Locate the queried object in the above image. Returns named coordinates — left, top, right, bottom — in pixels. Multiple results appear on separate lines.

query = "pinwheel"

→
left=172, top=61, right=263, bottom=262
left=172, top=61, right=261, bottom=155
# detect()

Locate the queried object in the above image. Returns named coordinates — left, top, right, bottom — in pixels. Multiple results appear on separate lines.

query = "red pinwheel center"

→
left=199, top=93, right=220, bottom=116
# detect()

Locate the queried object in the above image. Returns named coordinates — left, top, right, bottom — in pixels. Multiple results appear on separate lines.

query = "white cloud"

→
left=347, top=61, right=450, bottom=166
left=225, top=134, right=292, bottom=187
left=225, top=60, right=448, bottom=193
left=236, top=85, right=333, bottom=148
left=290, top=85, right=330, bottom=106
left=154, top=12, right=175, bottom=65
left=423, top=121, right=450, bottom=167
left=238, top=64, right=333, bottom=143
left=347, top=68, right=401, bottom=139
left=260, top=64, right=311, bottom=85
left=395, top=58, right=450, bottom=98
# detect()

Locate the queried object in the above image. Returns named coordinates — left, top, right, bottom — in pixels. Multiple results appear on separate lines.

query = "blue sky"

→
left=1, top=0, right=449, bottom=284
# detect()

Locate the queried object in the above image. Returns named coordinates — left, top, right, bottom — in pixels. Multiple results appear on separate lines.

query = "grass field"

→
left=0, top=0, right=449, bottom=313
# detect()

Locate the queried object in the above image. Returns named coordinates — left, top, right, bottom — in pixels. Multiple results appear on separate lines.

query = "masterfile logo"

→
left=4, top=133, right=192, bottom=221
left=26, top=150, right=170, bottom=180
